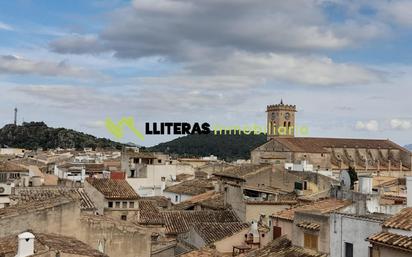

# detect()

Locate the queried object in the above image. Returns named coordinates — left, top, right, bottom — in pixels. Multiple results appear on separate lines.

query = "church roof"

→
left=260, top=137, right=408, bottom=153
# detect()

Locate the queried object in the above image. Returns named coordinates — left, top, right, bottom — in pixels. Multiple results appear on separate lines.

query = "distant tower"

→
left=14, top=107, right=17, bottom=126
left=266, top=100, right=297, bottom=140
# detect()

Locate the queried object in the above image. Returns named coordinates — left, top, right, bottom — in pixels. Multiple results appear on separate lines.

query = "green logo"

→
left=105, top=117, right=145, bottom=141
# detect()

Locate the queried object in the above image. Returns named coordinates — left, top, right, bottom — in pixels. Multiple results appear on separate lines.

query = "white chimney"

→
left=359, top=176, right=373, bottom=194
left=407, top=176, right=412, bottom=207
left=15, top=232, right=35, bottom=257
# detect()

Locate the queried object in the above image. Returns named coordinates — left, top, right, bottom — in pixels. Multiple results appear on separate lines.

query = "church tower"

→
left=266, top=100, right=297, bottom=140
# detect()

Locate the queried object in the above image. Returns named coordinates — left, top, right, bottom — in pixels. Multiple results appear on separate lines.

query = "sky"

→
left=0, top=0, right=411, bottom=147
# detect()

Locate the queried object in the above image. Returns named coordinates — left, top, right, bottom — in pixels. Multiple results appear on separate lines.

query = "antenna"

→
left=14, top=108, right=17, bottom=125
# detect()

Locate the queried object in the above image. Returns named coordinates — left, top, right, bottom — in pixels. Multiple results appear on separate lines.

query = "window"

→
left=108, top=202, right=113, bottom=208
left=304, top=233, right=318, bottom=251
left=175, top=195, right=179, bottom=202
left=345, top=242, right=353, bottom=257
left=122, top=202, right=127, bottom=208
left=129, top=202, right=135, bottom=208
left=158, top=159, right=161, bottom=163
left=115, top=202, right=120, bottom=208
left=121, top=215, right=127, bottom=221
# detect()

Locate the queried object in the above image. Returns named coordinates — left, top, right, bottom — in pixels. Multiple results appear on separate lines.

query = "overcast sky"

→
left=0, top=0, right=411, bottom=146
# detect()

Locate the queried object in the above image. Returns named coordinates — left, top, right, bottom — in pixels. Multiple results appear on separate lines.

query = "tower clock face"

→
left=284, top=112, right=290, bottom=120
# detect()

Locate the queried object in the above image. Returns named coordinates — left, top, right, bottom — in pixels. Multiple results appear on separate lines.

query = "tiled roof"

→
left=213, top=164, right=270, bottom=180
left=0, top=161, right=28, bottom=173
left=172, top=191, right=225, bottom=210
left=140, top=196, right=170, bottom=208
left=272, top=199, right=351, bottom=221
left=244, top=235, right=327, bottom=257
left=13, top=187, right=96, bottom=210
left=272, top=137, right=408, bottom=153
left=0, top=232, right=108, bottom=257
left=0, top=197, right=74, bottom=219
left=138, top=200, right=164, bottom=225
left=367, top=231, right=412, bottom=252
left=162, top=210, right=240, bottom=235
left=296, top=221, right=320, bottom=231
left=86, top=178, right=139, bottom=200
left=383, top=207, right=412, bottom=231
left=164, top=179, right=215, bottom=196
left=85, top=163, right=105, bottom=172
left=191, top=222, right=249, bottom=244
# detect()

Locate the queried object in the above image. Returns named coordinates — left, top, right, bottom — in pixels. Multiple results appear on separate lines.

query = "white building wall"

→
left=330, top=213, right=382, bottom=257
left=127, top=164, right=194, bottom=197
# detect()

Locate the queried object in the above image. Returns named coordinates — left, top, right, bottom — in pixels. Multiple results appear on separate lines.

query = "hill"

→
left=0, top=122, right=123, bottom=150
left=148, top=131, right=267, bottom=161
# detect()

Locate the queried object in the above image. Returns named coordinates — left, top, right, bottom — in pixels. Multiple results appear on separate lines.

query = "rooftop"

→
left=368, top=231, right=412, bottom=253
left=244, top=235, right=327, bottom=257
left=0, top=231, right=108, bottom=257
left=172, top=191, right=225, bottom=210
left=260, top=137, right=408, bottom=154
left=272, top=198, right=352, bottom=221
left=191, top=222, right=249, bottom=245
left=383, top=207, right=412, bottom=231
left=0, top=161, right=28, bottom=173
left=12, top=187, right=96, bottom=211
left=138, top=200, right=164, bottom=225
left=0, top=197, right=75, bottom=219
left=161, top=210, right=240, bottom=235
left=213, top=164, right=270, bottom=180
left=164, top=179, right=215, bottom=196
left=86, top=178, right=139, bottom=200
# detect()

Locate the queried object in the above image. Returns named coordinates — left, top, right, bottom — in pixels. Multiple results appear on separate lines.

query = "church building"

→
left=251, top=101, right=412, bottom=174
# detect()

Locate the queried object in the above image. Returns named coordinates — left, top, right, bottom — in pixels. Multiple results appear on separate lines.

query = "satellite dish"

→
left=339, top=170, right=352, bottom=191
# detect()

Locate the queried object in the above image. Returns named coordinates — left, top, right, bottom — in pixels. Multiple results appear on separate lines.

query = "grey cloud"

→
left=49, top=34, right=107, bottom=54
left=0, top=55, right=102, bottom=78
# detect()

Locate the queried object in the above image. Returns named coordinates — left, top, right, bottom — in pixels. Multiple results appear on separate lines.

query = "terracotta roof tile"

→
left=162, top=210, right=240, bottom=235
left=86, top=178, right=139, bottom=200
left=244, top=235, right=327, bottom=257
left=368, top=231, right=412, bottom=252
left=138, top=200, right=164, bottom=225
left=296, top=221, right=320, bottom=231
left=191, top=222, right=249, bottom=244
left=383, top=207, right=412, bottom=231
left=272, top=199, right=351, bottom=221
left=164, top=179, right=215, bottom=196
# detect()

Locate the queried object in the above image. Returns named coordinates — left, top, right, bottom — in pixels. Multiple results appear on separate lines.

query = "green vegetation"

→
left=148, top=131, right=267, bottom=161
left=0, top=122, right=123, bottom=150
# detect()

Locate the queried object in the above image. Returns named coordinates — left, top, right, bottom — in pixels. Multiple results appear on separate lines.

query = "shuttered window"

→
left=304, top=233, right=318, bottom=251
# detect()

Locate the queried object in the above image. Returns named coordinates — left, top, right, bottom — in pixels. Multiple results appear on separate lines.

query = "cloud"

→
left=13, top=85, right=121, bottom=108
left=49, top=0, right=354, bottom=58
left=355, top=120, right=379, bottom=132
left=0, top=22, right=13, bottom=31
left=390, top=119, right=412, bottom=130
left=379, top=0, right=412, bottom=27
left=49, top=34, right=106, bottom=54
left=0, top=55, right=102, bottom=78
left=185, top=51, right=381, bottom=86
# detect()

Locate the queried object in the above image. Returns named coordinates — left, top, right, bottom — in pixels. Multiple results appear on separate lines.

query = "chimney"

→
left=15, top=232, right=35, bottom=257
left=358, top=176, right=373, bottom=195
left=407, top=176, right=412, bottom=207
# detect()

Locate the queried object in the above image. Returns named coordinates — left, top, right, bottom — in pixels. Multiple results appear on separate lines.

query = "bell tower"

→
left=266, top=99, right=297, bottom=140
